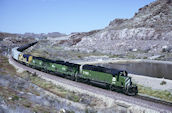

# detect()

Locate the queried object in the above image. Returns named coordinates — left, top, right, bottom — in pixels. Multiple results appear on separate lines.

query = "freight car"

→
left=12, top=45, right=138, bottom=95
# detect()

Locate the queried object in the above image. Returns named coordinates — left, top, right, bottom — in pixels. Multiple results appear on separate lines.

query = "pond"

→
left=97, top=60, right=172, bottom=80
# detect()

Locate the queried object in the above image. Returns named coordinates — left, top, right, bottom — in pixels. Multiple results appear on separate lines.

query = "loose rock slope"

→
left=24, top=0, right=172, bottom=61
left=72, top=0, right=172, bottom=55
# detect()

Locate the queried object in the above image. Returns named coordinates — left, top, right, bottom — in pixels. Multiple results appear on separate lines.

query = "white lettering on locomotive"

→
left=62, top=67, right=66, bottom=71
left=52, top=64, right=55, bottom=68
left=83, top=71, right=89, bottom=75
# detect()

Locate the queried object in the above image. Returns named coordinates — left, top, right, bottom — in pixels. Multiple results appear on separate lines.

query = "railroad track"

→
left=9, top=56, right=172, bottom=113
left=137, top=93, right=172, bottom=107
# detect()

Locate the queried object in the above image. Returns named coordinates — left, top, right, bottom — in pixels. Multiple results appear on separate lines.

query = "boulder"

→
left=132, top=49, right=138, bottom=52
left=149, top=55, right=164, bottom=60
left=59, top=108, right=66, bottom=113
left=161, top=45, right=171, bottom=52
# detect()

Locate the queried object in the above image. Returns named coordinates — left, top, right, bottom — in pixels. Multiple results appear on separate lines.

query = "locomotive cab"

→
left=113, top=71, right=128, bottom=86
left=119, top=71, right=128, bottom=77
left=116, top=71, right=138, bottom=95
left=18, top=54, right=33, bottom=64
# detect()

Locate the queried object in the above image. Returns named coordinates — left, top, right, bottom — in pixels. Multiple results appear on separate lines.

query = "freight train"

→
left=12, top=42, right=138, bottom=96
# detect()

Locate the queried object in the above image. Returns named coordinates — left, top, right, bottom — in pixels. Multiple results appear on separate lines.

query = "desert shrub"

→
left=160, top=80, right=166, bottom=85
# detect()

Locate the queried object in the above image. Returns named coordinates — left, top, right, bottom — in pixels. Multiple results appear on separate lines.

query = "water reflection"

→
left=99, top=61, right=172, bottom=80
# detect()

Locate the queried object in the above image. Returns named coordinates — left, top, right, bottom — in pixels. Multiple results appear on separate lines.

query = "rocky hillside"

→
left=0, top=31, right=66, bottom=55
left=71, top=0, right=172, bottom=54
left=21, top=32, right=66, bottom=39
left=0, top=32, right=17, bottom=41
left=0, top=32, right=66, bottom=39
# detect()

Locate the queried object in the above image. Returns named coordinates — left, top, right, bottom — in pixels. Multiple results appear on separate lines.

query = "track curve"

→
left=9, top=56, right=172, bottom=113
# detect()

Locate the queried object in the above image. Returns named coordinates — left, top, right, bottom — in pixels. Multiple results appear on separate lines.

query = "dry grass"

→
left=160, top=80, right=167, bottom=85
left=20, top=71, right=81, bottom=103
left=0, top=56, right=78, bottom=112
left=0, top=55, right=16, bottom=75
left=138, top=85, right=172, bottom=102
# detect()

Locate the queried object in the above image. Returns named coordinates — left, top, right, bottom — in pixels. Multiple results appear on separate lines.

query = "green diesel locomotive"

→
left=16, top=52, right=138, bottom=95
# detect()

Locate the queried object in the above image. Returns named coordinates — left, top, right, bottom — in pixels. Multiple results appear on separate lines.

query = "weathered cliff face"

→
left=72, top=0, right=172, bottom=54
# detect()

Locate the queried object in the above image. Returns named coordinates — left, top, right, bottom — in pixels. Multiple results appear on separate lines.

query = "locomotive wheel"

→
left=86, top=79, right=90, bottom=84
left=106, top=84, right=110, bottom=90
left=110, top=85, right=115, bottom=91
left=125, top=88, right=137, bottom=96
left=71, top=76, right=75, bottom=81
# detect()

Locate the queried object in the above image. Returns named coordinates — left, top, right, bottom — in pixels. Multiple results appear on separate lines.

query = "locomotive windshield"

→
left=119, top=71, right=128, bottom=76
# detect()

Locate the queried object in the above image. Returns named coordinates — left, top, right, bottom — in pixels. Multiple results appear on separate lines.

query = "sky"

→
left=0, top=0, right=155, bottom=34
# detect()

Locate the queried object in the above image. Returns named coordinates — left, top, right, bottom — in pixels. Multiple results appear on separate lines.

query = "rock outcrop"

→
left=72, top=0, right=172, bottom=54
